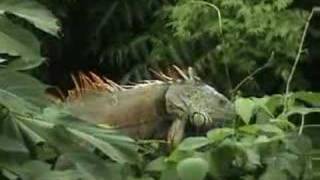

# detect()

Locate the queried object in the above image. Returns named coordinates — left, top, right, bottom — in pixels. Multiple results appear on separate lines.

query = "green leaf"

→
left=293, top=91, right=320, bottom=107
left=160, top=165, right=179, bottom=180
left=19, top=112, right=140, bottom=164
left=235, top=98, right=256, bottom=124
left=177, top=137, right=210, bottom=151
left=239, top=124, right=284, bottom=136
left=243, top=148, right=260, bottom=171
left=0, top=70, right=51, bottom=108
left=0, top=70, right=51, bottom=118
left=0, top=136, right=30, bottom=168
left=176, top=157, right=209, bottom=180
left=0, top=135, right=28, bottom=153
left=55, top=152, right=125, bottom=180
left=206, top=128, right=234, bottom=142
left=259, top=167, right=288, bottom=180
left=0, top=16, right=42, bottom=70
left=168, top=149, right=195, bottom=163
left=69, top=127, right=136, bottom=164
left=0, top=106, right=30, bottom=168
left=145, top=157, right=167, bottom=172
left=286, top=107, right=320, bottom=116
left=12, top=161, right=81, bottom=180
left=0, top=0, right=59, bottom=36
left=251, top=95, right=283, bottom=118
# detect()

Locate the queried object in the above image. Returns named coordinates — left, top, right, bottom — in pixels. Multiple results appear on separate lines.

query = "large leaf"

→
left=17, top=110, right=140, bottom=164
left=0, top=16, right=42, bottom=70
left=206, top=128, right=234, bottom=143
left=0, top=105, right=30, bottom=169
left=176, top=157, right=209, bottom=180
left=41, top=106, right=141, bottom=164
left=177, top=137, right=210, bottom=151
left=0, top=0, right=59, bottom=36
left=293, top=92, right=320, bottom=106
left=55, top=152, right=126, bottom=180
left=235, top=98, right=256, bottom=124
left=0, top=70, right=51, bottom=113
left=8, top=161, right=81, bottom=180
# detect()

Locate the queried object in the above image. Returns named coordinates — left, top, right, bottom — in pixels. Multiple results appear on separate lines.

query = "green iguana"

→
left=53, top=66, right=235, bottom=146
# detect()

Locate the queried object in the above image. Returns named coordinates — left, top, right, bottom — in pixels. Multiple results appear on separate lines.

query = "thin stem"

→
left=231, top=52, right=274, bottom=95
left=138, top=139, right=168, bottom=144
left=190, top=1, right=234, bottom=93
left=190, top=1, right=222, bottom=34
left=283, top=9, right=315, bottom=113
left=298, top=114, right=305, bottom=135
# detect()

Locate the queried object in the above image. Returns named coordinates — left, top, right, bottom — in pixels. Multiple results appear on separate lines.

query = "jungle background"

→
left=0, top=0, right=320, bottom=179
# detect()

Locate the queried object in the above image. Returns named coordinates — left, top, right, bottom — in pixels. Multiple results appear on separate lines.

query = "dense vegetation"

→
left=0, top=0, right=319, bottom=179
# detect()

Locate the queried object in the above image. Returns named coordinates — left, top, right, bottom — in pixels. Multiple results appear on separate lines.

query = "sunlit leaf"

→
left=177, top=137, right=210, bottom=151
left=235, top=98, right=256, bottom=124
left=286, top=107, right=320, bottom=116
left=146, top=157, right=167, bottom=172
left=294, top=92, right=320, bottom=107
left=177, top=157, right=209, bottom=180
left=206, top=128, right=234, bottom=142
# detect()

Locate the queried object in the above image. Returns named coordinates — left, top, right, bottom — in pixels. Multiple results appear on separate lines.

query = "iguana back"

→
left=65, top=83, right=170, bottom=139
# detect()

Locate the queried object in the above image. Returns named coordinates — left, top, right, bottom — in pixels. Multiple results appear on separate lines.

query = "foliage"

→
left=1, top=75, right=319, bottom=179
left=42, top=0, right=311, bottom=95
left=0, top=0, right=319, bottom=180
left=0, top=0, right=59, bottom=70
left=0, top=71, right=141, bottom=179
left=150, top=0, right=309, bottom=94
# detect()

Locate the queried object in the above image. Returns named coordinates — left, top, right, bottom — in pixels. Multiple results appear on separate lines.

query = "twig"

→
left=283, top=8, right=316, bottom=113
left=190, top=1, right=234, bottom=93
left=231, top=52, right=274, bottom=95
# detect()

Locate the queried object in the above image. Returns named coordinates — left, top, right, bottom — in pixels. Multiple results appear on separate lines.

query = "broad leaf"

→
left=55, top=152, right=125, bottom=180
left=0, top=70, right=51, bottom=116
left=0, top=106, right=30, bottom=169
left=293, top=92, right=320, bottom=107
left=235, top=98, right=256, bottom=124
left=206, top=128, right=234, bottom=142
left=176, top=157, right=209, bottom=180
left=10, top=161, right=81, bottom=180
left=239, top=124, right=284, bottom=136
left=145, top=157, right=167, bottom=172
left=0, top=135, right=28, bottom=153
left=19, top=111, right=140, bottom=164
left=286, top=107, right=320, bottom=116
left=0, top=0, right=59, bottom=36
left=177, top=137, right=210, bottom=151
left=0, top=16, right=42, bottom=70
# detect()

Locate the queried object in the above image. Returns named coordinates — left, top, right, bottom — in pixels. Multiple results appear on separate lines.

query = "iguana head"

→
left=165, top=81, right=235, bottom=129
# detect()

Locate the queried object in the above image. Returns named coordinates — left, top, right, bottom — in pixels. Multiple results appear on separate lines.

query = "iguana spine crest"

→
left=63, top=65, right=196, bottom=102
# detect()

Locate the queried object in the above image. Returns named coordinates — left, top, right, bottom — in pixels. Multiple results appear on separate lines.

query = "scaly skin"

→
left=65, top=83, right=170, bottom=139
left=58, top=70, right=235, bottom=146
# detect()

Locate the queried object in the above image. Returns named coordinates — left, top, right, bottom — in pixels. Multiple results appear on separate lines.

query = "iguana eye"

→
left=191, top=112, right=209, bottom=127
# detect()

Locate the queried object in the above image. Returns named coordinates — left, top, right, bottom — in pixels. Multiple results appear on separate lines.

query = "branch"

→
left=283, top=8, right=317, bottom=113
left=231, top=52, right=274, bottom=95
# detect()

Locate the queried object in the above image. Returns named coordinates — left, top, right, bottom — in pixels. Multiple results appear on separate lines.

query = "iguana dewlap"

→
left=57, top=69, right=235, bottom=145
